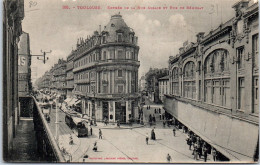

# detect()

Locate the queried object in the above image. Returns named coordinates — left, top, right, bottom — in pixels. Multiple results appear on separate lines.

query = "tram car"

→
left=65, top=114, right=88, bottom=137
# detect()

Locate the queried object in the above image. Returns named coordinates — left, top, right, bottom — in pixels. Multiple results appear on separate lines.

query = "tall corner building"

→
left=73, top=14, right=140, bottom=123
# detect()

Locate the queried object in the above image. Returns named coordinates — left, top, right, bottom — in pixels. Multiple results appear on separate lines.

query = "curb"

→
left=97, top=124, right=146, bottom=130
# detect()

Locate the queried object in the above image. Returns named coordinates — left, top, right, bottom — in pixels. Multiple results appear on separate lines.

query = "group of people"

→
left=185, top=130, right=218, bottom=162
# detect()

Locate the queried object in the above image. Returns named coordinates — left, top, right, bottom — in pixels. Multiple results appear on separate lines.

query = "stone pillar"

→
left=113, top=101, right=116, bottom=122
left=126, top=70, right=128, bottom=93
left=126, top=100, right=130, bottom=122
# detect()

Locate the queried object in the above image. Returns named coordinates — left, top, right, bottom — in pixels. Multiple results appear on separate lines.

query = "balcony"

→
left=9, top=96, right=65, bottom=162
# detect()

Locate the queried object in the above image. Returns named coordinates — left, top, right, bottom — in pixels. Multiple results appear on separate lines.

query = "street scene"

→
left=3, top=0, right=259, bottom=163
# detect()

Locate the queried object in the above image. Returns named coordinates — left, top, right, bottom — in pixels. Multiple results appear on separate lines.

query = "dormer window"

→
left=111, top=23, right=115, bottom=27
left=117, top=33, right=123, bottom=42
left=102, top=35, right=106, bottom=44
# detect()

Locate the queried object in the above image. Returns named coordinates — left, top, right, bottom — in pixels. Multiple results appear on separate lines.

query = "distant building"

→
left=18, top=32, right=32, bottom=97
left=164, top=0, right=258, bottom=161
left=139, top=76, right=146, bottom=92
left=65, top=53, right=75, bottom=98
left=145, top=68, right=168, bottom=103
left=158, top=75, right=169, bottom=103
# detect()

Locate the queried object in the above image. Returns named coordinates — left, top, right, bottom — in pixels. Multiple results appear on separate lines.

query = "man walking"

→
left=99, top=129, right=102, bottom=139
left=146, top=133, right=149, bottom=145
left=166, top=153, right=172, bottom=163
left=202, top=145, right=208, bottom=162
left=90, top=126, right=92, bottom=136
left=173, top=128, right=176, bottom=137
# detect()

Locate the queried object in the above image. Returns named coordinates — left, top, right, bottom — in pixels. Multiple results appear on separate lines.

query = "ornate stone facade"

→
left=3, top=0, right=24, bottom=160
left=165, top=0, right=258, bottom=161
left=72, top=14, right=140, bottom=123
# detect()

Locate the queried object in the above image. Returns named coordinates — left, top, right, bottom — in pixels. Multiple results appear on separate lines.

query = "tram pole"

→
left=55, top=98, right=59, bottom=142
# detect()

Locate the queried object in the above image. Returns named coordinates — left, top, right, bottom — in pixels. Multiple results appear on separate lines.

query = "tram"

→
left=65, top=114, right=88, bottom=137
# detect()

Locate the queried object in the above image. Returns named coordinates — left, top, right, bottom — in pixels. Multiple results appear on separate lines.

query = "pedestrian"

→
left=173, top=128, right=176, bottom=137
left=187, top=137, right=192, bottom=150
left=99, top=129, right=102, bottom=139
left=159, top=114, right=162, bottom=120
left=147, top=105, right=148, bottom=110
left=93, top=141, right=97, bottom=152
left=202, top=145, right=208, bottom=162
left=166, top=153, right=172, bottom=163
left=153, top=114, right=156, bottom=123
left=146, top=133, right=149, bottom=145
left=151, top=129, right=156, bottom=140
left=90, top=126, right=92, bottom=135
left=193, top=143, right=198, bottom=160
left=163, top=121, right=166, bottom=128
left=212, top=148, right=217, bottom=161
left=182, top=125, right=185, bottom=133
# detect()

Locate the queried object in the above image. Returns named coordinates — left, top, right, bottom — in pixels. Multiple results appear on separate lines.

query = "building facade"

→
left=164, top=0, right=258, bottom=161
left=49, top=59, right=67, bottom=98
left=158, top=75, right=169, bottom=103
left=3, top=0, right=24, bottom=160
left=139, top=76, right=147, bottom=92
left=66, top=53, right=75, bottom=98
left=72, top=14, right=140, bottom=123
left=18, top=32, right=32, bottom=97
left=145, top=68, right=168, bottom=103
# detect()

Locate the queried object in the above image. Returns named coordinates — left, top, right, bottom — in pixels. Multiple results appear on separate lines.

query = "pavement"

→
left=36, top=93, right=218, bottom=163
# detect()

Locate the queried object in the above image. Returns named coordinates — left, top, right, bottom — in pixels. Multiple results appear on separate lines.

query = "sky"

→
left=21, top=0, right=239, bottom=83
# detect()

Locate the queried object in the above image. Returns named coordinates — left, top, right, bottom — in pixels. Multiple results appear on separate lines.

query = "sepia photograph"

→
left=2, top=0, right=259, bottom=163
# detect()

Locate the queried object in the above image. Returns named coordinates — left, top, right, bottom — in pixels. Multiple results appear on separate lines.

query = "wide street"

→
left=38, top=93, right=215, bottom=163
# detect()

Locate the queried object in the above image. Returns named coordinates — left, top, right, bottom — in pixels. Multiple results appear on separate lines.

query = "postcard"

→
left=3, top=0, right=259, bottom=163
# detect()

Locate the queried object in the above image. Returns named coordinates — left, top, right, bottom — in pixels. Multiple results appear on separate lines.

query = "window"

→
left=118, top=50, right=125, bottom=59
left=237, top=47, right=244, bottom=69
left=131, top=52, right=134, bottom=60
left=253, top=77, right=258, bottom=113
left=110, top=49, right=115, bottom=59
left=102, top=35, right=106, bottom=44
left=118, top=70, right=123, bottom=77
left=118, top=85, right=124, bottom=93
left=183, top=62, right=196, bottom=99
left=253, top=34, right=258, bottom=68
left=117, top=33, right=123, bottom=42
left=103, top=51, right=107, bottom=60
left=238, top=77, right=245, bottom=110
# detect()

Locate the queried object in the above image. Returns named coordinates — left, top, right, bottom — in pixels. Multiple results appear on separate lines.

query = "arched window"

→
left=204, top=49, right=230, bottom=108
left=183, top=61, right=196, bottom=99
left=171, top=67, right=179, bottom=95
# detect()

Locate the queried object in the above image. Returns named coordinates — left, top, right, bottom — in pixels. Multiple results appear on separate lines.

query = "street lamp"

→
left=92, top=90, right=96, bottom=125
left=55, top=98, right=59, bottom=141
left=20, top=50, right=52, bottom=64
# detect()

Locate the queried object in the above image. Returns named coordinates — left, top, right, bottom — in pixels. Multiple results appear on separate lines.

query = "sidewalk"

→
left=96, top=122, right=145, bottom=129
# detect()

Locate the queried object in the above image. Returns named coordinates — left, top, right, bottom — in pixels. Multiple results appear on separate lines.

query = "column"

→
left=113, top=101, right=116, bottom=122
left=126, top=70, right=128, bottom=94
left=126, top=100, right=130, bottom=122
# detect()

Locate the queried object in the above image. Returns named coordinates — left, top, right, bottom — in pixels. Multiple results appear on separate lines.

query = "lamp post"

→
left=92, top=90, right=96, bottom=125
left=55, top=98, right=59, bottom=141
